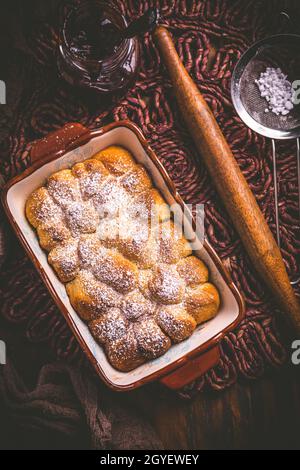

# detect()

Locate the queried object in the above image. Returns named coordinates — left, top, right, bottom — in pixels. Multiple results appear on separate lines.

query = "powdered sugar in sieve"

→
left=255, top=67, right=295, bottom=116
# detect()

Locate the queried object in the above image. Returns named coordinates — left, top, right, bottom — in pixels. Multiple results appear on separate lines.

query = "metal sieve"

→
left=232, top=33, right=300, bottom=285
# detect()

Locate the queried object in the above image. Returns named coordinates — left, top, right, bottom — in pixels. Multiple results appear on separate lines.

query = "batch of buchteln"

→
left=26, top=146, right=220, bottom=371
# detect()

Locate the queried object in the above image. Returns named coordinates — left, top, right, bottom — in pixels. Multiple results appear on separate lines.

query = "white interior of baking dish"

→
left=6, top=125, right=240, bottom=388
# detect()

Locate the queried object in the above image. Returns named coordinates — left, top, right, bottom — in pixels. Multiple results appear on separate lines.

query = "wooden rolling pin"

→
left=153, top=26, right=300, bottom=335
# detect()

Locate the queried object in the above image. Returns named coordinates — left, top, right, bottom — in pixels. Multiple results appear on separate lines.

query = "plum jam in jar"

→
left=58, top=1, right=139, bottom=98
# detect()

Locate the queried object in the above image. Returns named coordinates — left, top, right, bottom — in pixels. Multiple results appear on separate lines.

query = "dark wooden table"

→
left=1, top=314, right=299, bottom=450
left=148, top=365, right=300, bottom=449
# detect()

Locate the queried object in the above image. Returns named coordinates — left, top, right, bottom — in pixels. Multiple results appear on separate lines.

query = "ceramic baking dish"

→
left=2, top=121, right=245, bottom=391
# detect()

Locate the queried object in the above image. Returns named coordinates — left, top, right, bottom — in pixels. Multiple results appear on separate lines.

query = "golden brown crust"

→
left=134, top=318, right=171, bottom=360
left=93, top=145, right=136, bottom=175
left=177, top=256, right=209, bottom=286
left=25, top=145, right=221, bottom=372
left=120, top=164, right=152, bottom=194
left=121, top=290, right=156, bottom=321
left=135, top=189, right=171, bottom=225
left=106, top=330, right=145, bottom=372
left=93, top=251, right=138, bottom=294
left=72, top=158, right=108, bottom=178
left=37, top=223, right=71, bottom=252
left=65, top=201, right=99, bottom=234
left=89, top=308, right=129, bottom=345
left=48, top=239, right=79, bottom=283
left=117, top=226, right=158, bottom=269
left=148, top=266, right=185, bottom=304
left=25, top=187, right=62, bottom=229
left=72, top=158, right=109, bottom=199
left=66, top=270, right=120, bottom=321
left=47, top=169, right=81, bottom=207
left=66, top=275, right=100, bottom=322
left=185, top=283, right=220, bottom=324
left=156, top=306, right=196, bottom=343
left=92, top=178, right=131, bottom=219
left=159, top=220, right=192, bottom=264
left=78, top=234, right=105, bottom=268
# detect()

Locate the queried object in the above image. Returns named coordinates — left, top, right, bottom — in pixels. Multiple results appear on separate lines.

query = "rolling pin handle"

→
left=154, top=25, right=300, bottom=334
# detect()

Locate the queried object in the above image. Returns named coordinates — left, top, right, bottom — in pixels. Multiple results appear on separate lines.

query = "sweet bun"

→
left=134, top=318, right=171, bottom=360
left=47, top=169, right=81, bottom=207
left=72, top=158, right=109, bottom=199
left=135, top=189, right=171, bottom=225
left=185, top=283, right=220, bottom=324
left=156, top=306, right=196, bottom=343
left=177, top=256, right=209, bottom=286
left=66, top=270, right=120, bottom=321
left=93, top=146, right=136, bottom=175
left=37, top=222, right=71, bottom=252
left=78, top=234, right=105, bottom=268
left=148, top=266, right=185, bottom=304
left=92, top=178, right=131, bottom=219
left=159, top=220, right=192, bottom=264
left=120, top=164, right=152, bottom=194
left=97, top=218, right=120, bottom=248
left=93, top=251, right=138, bottom=293
left=65, top=201, right=99, bottom=234
left=106, top=330, right=145, bottom=372
left=89, top=308, right=128, bottom=345
left=66, top=274, right=101, bottom=322
left=25, top=187, right=62, bottom=228
left=118, top=225, right=158, bottom=269
left=121, top=290, right=156, bottom=321
left=48, top=239, right=79, bottom=282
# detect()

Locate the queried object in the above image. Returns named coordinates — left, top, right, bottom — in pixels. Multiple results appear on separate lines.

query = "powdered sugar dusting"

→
left=93, top=254, right=137, bottom=293
left=120, top=165, right=152, bottom=194
left=65, top=201, right=99, bottom=235
left=149, top=265, right=185, bottom=304
left=90, top=308, right=128, bottom=344
left=134, top=319, right=171, bottom=360
left=157, top=306, right=196, bottom=342
left=77, top=270, right=121, bottom=314
left=27, top=188, right=64, bottom=227
left=47, top=172, right=81, bottom=207
left=121, top=290, right=156, bottom=321
left=80, top=171, right=106, bottom=199
left=92, top=178, right=132, bottom=219
left=106, top=330, right=143, bottom=371
left=48, top=239, right=79, bottom=281
left=78, top=235, right=106, bottom=267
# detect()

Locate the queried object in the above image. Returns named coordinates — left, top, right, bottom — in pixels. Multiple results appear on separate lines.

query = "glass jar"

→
left=57, top=1, right=139, bottom=99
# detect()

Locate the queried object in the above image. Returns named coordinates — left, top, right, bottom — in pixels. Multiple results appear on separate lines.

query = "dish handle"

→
left=30, top=123, right=91, bottom=164
left=160, top=345, right=220, bottom=390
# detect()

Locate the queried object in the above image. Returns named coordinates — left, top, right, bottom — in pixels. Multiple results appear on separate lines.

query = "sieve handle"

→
left=272, top=139, right=300, bottom=286
left=290, top=138, right=300, bottom=286
left=272, top=140, right=281, bottom=248
left=154, top=26, right=300, bottom=334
